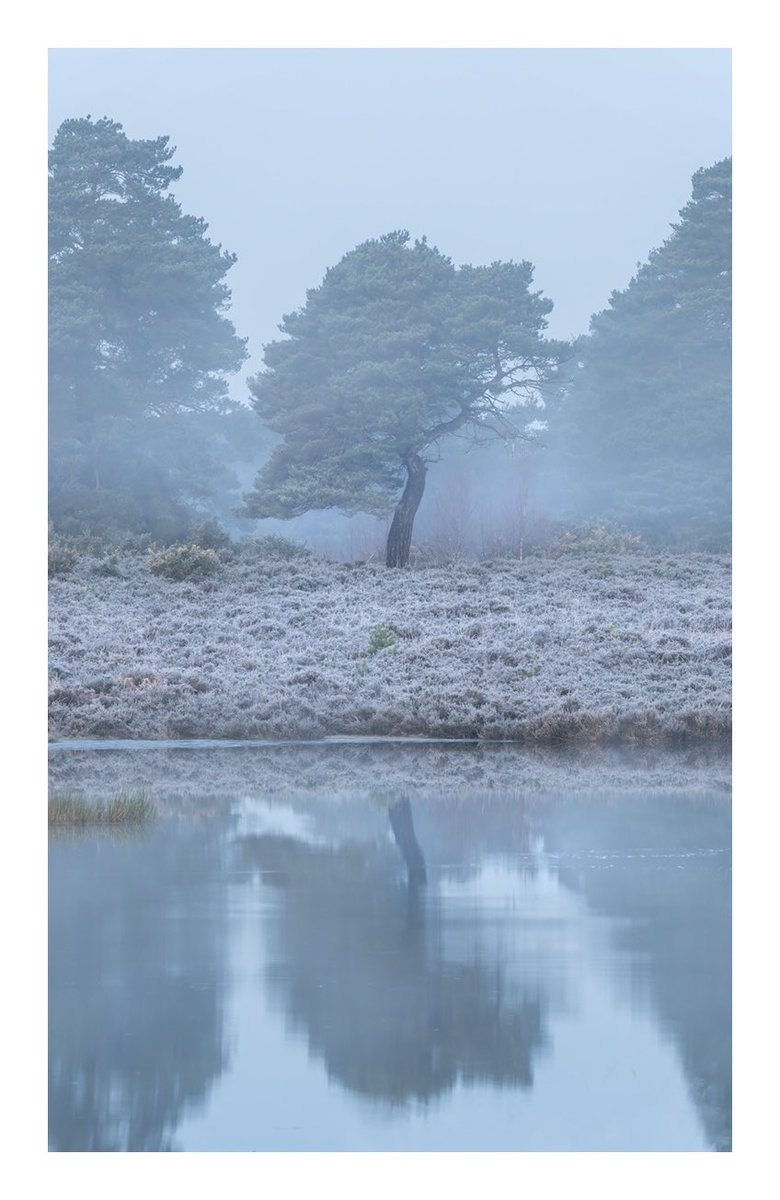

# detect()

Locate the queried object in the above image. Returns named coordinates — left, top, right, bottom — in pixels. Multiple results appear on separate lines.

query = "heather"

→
left=48, top=550, right=731, bottom=745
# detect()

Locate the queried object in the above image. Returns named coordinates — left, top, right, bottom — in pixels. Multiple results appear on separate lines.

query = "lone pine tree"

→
left=244, top=231, right=566, bottom=566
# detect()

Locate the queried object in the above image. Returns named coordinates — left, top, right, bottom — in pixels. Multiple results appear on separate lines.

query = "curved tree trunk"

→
left=385, top=453, right=426, bottom=568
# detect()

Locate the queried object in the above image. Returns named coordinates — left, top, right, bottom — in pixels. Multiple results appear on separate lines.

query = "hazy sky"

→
left=49, top=48, right=731, bottom=396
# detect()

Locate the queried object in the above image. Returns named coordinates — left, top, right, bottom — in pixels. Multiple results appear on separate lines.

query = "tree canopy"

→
left=244, top=231, right=567, bottom=565
left=551, top=158, right=731, bottom=546
left=49, top=116, right=248, bottom=534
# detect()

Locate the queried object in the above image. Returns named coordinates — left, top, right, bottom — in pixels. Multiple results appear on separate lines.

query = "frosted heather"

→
left=48, top=552, right=731, bottom=745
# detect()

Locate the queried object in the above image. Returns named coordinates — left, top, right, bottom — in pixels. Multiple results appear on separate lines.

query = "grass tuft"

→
left=48, top=792, right=155, bottom=826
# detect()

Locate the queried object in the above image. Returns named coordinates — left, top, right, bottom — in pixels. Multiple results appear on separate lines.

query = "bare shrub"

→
left=418, top=472, right=475, bottom=565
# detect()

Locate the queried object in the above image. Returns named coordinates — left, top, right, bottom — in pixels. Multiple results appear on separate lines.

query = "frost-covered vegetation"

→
left=49, top=550, right=731, bottom=744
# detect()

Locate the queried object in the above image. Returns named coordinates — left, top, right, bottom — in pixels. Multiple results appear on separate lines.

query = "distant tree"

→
left=49, top=116, right=248, bottom=532
left=551, top=159, right=732, bottom=547
left=243, top=232, right=567, bottom=566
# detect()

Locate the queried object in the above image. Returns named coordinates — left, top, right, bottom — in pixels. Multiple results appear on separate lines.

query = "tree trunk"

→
left=385, top=453, right=426, bottom=567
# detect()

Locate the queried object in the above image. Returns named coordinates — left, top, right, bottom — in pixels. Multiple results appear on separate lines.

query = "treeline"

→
left=49, top=117, right=731, bottom=560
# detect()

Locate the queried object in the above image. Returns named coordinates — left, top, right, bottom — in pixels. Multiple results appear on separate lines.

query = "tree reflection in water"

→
left=239, top=798, right=549, bottom=1106
left=47, top=773, right=730, bottom=1151
left=236, top=789, right=730, bottom=1149
left=540, top=794, right=731, bottom=1151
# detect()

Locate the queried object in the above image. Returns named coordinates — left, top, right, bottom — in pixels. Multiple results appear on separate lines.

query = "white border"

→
left=4, top=3, right=774, bottom=1195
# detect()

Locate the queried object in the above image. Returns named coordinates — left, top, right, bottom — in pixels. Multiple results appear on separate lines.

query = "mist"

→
left=48, top=48, right=731, bottom=561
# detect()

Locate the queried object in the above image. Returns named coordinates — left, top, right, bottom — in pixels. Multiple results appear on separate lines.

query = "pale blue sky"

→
left=49, top=48, right=731, bottom=393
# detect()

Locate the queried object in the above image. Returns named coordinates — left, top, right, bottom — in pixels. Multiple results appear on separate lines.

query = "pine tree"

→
left=244, top=231, right=566, bottom=566
left=49, top=116, right=247, bottom=531
left=552, top=159, right=731, bottom=547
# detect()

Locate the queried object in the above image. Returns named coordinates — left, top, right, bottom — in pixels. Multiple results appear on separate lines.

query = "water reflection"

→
left=239, top=818, right=547, bottom=1105
left=541, top=795, right=731, bottom=1150
left=48, top=758, right=731, bottom=1152
left=48, top=818, right=231, bottom=1151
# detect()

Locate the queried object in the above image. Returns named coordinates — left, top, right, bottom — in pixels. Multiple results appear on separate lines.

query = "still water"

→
left=48, top=742, right=731, bottom=1152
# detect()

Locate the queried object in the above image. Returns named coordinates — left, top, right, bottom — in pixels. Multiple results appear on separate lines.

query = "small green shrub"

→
left=48, top=539, right=79, bottom=577
left=242, top=533, right=311, bottom=560
left=368, top=624, right=396, bottom=654
left=148, top=544, right=220, bottom=581
left=187, top=519, right=231, bottom=550
left=549, top=523, right=643, bottom=557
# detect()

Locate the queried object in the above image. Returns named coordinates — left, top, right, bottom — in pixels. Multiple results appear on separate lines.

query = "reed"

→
left=48, top=792, right=155, bottom=826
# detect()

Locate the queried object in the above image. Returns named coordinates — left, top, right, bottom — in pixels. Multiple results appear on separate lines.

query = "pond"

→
left=48, top=741, right=731, bottom=1152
